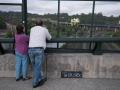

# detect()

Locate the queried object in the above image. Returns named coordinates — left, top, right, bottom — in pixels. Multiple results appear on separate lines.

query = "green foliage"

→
left=0, top=11, right=120, bottom=38
left=112, top=31, right=120, bottom=37
left=5, top=31, right=14, bottom=38
left=0, top=17, right=6, bottom=29
left=0, top=11, right=22, bottom=25
left=104, top=32, right=113, bottom=37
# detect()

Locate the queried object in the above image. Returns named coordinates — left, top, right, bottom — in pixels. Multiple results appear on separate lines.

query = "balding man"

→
left=28, top=20, right=51, bottom=88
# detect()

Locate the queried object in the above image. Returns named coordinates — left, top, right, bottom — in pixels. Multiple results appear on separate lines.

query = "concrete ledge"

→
left=0, top=53, right=120, bottom=78
left=0, top=54, right=15, bottom=77
left=47, top=53, right=120, bottom=79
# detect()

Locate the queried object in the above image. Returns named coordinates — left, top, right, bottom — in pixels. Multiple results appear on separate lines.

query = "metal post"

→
left=89, top=0, right=95, bottom=50
left=22, top=0, right=27, bottom=34
left=57, top=0, right=60, bottom=48
left=92, top=42, right=102, bottom=55
left=0, top=43, right=5, bottom=54
left=90, top=0, right=95, bottom=37
left=57, top=0, right=60, bottom=38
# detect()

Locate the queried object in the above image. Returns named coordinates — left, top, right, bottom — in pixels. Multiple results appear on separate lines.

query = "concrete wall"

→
left=0, top=54, right=15, bottom=77
left=0, top=53, right=120, bottom=78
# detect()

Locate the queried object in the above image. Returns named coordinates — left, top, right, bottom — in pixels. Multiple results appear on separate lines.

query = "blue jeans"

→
left=28, top=48, right=44, bottom=86
left=15, top=51, right=29, bottom=79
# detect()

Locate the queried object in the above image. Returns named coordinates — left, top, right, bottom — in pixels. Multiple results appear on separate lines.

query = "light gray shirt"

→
left=29, top=26, right=52, bottom=49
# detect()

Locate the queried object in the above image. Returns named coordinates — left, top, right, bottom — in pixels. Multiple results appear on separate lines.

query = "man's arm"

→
left=46, top=28, right=52, bottom=40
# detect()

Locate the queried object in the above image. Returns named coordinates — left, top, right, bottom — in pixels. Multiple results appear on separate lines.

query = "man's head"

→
left=36, top=20, right=43, bottom=26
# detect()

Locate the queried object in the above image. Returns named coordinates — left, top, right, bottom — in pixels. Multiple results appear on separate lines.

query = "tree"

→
left=0, top=17, right=6, bottom=29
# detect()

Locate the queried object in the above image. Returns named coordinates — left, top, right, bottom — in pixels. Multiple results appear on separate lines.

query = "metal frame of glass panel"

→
left=0, top=0, right=120, bottom=55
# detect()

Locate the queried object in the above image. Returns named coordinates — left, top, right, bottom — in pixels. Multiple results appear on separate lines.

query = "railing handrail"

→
left=0, top=37, right=120, bottom=43
left=1, top=37, right=120, bottom=54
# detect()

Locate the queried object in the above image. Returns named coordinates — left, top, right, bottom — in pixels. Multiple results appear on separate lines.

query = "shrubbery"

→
left=0, top=17, right=6, bottom=29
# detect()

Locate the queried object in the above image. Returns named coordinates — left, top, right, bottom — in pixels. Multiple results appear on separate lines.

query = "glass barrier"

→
left=27, top=1, right=58, bottom=38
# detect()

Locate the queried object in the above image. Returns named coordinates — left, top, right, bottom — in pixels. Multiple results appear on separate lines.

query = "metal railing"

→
left=0, top=37, right=120, bottom=55
left=0, top=0, right=120, bottom=55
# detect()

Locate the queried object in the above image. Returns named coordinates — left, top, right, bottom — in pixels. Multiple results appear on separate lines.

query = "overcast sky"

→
left=0, top=0, right=120, bottom=17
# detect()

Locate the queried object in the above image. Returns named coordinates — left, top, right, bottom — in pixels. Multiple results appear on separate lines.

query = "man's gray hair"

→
left=36, top=20, right=43, bottom=26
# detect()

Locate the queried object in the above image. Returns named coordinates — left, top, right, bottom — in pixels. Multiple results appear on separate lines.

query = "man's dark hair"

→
left=36, top=20, right=43, bottom=26
left=16, top=24, right=24, bottom=34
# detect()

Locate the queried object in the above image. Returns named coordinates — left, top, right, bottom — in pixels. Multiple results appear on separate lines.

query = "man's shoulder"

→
left=37, top=25, right=48, bottom=29
left=31, top=26, right=38, bottom=29
left=38, top=26, right=48, bottom=31
left=31, top=26, right=47, bottom=30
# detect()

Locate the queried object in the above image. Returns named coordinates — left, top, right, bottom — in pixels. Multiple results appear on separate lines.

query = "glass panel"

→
left=56, top=1, right=93, bottom=49
left=102, top=43, right=120, bottom=51
left=0, top=6, right=22, bottom=38
left=59, top=1, right=93, bottom=38
left=60, top=43, right=89, bottom=49
left=0, top=6, right=22, bottom=53
left=0, top=5, right=22, bottom=52
left=0, top=0, right=22, bottom=3
left=27, top=1, right=58, bottom=38
left=94, top=1, right=120, bottom=37
left=0, top=5, right=21, bottom=12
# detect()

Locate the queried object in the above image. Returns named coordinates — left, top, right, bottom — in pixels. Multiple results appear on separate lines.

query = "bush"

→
left=0, top=17, right=6, bottom=29
left=5, top=31, right=14, bottom=38
left=112, top=31, right=120, bottom=37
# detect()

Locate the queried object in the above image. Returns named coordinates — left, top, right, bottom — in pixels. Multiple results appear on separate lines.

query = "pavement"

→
left=0, top=78, right=120, bottom=90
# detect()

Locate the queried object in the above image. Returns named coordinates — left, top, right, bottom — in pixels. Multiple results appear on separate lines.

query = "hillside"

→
left=0, top=11, right=120, bottom=25
left=0, top=11, right=120, bottom=38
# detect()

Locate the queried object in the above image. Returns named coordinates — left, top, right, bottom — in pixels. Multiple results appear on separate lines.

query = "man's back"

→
left=29, top=26, right=51, bottom=49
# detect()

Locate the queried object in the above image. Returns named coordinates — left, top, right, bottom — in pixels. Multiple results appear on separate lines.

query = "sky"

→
left=0, top=0, right=120, bottom=17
